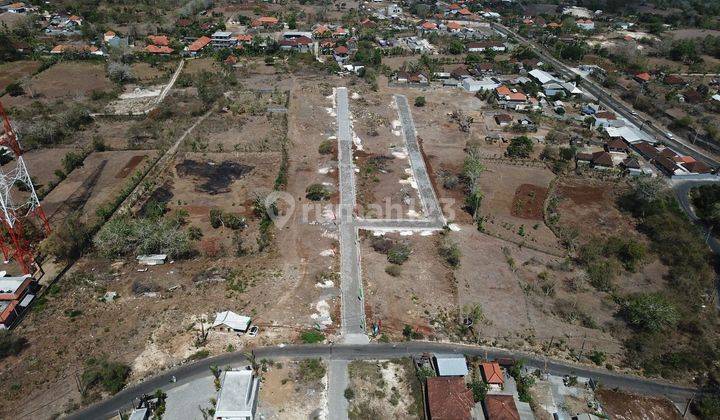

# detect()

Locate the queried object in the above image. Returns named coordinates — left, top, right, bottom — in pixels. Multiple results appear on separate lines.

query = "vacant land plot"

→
left=596, top=389, right=682, bottom=419
left=361, top=232, right=455, bottom=339
left=42, top=150, right=157, bottom=225
left=449, top=227, right=623, bottom=358
left=4, top=61, right=114, bottom=108
left=0, top=60, right=41, bottom=92
left=259, top=360, right=327, bottom=419
left=347, top=359, right=424, bottom=419
left=349, top=90, right=422, bottom=218
left=131, top=61, right=176, bottom=84
left=552, top=178, right=639, bottom=246
left=478, top=162, right=560, bottom=254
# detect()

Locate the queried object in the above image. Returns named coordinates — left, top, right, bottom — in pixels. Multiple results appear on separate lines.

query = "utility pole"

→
left=578, top=333, right=587, bottom=361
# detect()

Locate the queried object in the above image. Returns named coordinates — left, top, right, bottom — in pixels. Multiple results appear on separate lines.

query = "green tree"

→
left=506, top=136, right=534, bottom=158
left=414, top=96, right=426, bottom=107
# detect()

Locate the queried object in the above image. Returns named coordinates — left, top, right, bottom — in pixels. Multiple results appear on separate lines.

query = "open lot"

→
left=259, top=360, right=327, bottom=419
left=3, top=61, right=114, bottom=108
left=347, top=359, right=423, bottom=419
left=0, top=60, right=41, bottom=92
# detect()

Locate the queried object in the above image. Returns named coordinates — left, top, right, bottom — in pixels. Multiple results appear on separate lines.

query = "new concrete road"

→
left=328, top=360, right=350, bottom=420
left=335, top=87, right=368, bottom=343
left=68, top=342, right=699, bottom=419
left=394, top=94, right=446, bottom=225
left=492, top=23, right=719, bottom=168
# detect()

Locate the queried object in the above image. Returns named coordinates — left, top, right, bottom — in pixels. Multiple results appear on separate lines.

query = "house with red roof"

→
left=333, top=45, right=350, bottom=63
left=634, top=72, right=651, bottom=83
left=148, top=35, right=170, bottom=46
left=426, top=377, right=474, bottom=420
left=145, top=44, right=174, bottom=54
left=419, top=21, right=438, bottom=32
left=186, top=36, right=211, bottom=56
left=446, top=21, right=462, bottom=32
left=251, top=16, right=279, bottom=28
left=484, top=395, right=520, bottom=420
left=480, top=362, right=505, bottom=390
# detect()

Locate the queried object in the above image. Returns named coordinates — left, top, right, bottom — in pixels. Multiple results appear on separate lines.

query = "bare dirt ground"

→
left=347, top=359, right=424, bottom=419
left=131, top=61, right=177, bottom=85
left=0, top=60, right=41, bottom=92
left=21, top=147, right=79, bottom=190
left=258, top=360, right=327, bottom=419
left=596, top=389, right=682, bottom=420
left=3, top=62, right=114, bottom=108
left=361, top=231, right=456, bottom=339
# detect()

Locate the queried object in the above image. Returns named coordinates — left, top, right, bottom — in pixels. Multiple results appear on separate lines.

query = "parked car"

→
left=247, top=326, right=259, bottom=337
left=666, top=132, right=674, bottom=139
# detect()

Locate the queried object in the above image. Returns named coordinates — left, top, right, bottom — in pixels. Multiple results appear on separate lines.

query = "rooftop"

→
left=214, top=369, right=259, bottom=419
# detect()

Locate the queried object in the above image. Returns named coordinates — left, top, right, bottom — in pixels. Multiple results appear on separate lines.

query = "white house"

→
left=211, top=31, right=237, bottom=48
left=214, top=369, right=260, bottom=420
left=528, top=68, right=558, bottom=85
left=462, top=77, right=500, bottom=92
left=576, top=19, right=595, bottom=31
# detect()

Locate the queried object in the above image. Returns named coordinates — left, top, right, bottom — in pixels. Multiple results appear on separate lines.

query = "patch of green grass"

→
left=300, top=330, right=325, bottom=344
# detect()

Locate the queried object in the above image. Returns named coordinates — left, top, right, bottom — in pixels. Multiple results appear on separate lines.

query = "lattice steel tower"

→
left=0, top=101, right=50, bottom=274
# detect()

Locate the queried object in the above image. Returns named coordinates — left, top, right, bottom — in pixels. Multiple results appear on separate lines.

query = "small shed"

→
left=212, top=311, right=252, bottom=332
left=136, top=254, right=167, bottom=265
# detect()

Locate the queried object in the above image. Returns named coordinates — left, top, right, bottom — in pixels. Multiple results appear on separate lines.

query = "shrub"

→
left=621, top=293, right=679, bottom=333
left=587, top=350, right=606, bottom=366
left=188, top=349, right=210, bottom=361
left=62, top=151, right=85, bottom=174
left=439, top=238, right=461, bottom=268
left=209, top=209, right=223, bottom=228
left=387, top=243, right=411, bottom=265
left=306, top=183, right=331, bottom=201
left=385, top=264, right=402, bottom=277
left=0, top=331, right=27, bottom=360
left=81, top=358, right=130, bottom=394
left=42, top=213, right=90, bottom=261
left=344, top=388, right=355, bottom=400
left=94, top=216, right=192, bottom=259
left=371, top=237, right=394, bottom=253
left=467, top=380, right=487, bottom=402
left=300, top=330, right=325, bottom=344
left=318, top=139, right=334, bottom=154
left=5, top=82, right=24, bottom=97
left=414, top=96, right=426, bottom=107
left=297, top=359, right=325, bottom=382
left=221, top=212, right=246, bottom=230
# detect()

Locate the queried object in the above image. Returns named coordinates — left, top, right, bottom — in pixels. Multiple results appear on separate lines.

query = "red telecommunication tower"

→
left=0, top=101, right=51, bottom=274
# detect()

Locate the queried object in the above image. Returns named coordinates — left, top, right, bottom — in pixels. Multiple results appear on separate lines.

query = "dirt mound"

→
left=511, top=184, right=547, bottom=220
left=175, top=159, right=253, bottom=194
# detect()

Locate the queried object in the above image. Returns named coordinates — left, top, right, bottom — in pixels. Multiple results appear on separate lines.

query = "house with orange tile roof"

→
left=446, top=21, right=462, bottom=32
left=103, top=30, right=117, bottom=43
left=145, top=44, right=174, bottom=54
left=147, top=35, right=170, bottom=46
left=313, top=25, right=330, bottom=37
left=480, top=362, right=505, bottom=389
left=458, top=8, right=471, bottom=15
left=634, top=72, right=651, bottom=83
left=419, top=21, right=438, bottom=32
left=186, top=36, right=211, bottom=55
left=251, top=16, right=279, bottom=28
left=236, top=34, right=253, bottom=43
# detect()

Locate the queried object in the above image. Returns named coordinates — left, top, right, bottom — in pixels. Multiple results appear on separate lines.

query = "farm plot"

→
left=361, top=231, right=456, bottom=340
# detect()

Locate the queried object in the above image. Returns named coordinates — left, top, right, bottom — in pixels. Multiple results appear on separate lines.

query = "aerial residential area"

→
left=1, top=0, right=720, bottom=418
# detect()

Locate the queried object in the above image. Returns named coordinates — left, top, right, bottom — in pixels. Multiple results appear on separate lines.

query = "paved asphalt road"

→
left=492, top=23, right=719, bottom=168
left=68, top=342, right=698, bottom=419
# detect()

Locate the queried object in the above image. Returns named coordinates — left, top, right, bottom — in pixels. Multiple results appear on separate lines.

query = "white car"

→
left=666, top=132, right=674, bottom=139
left=631, top=111, right=638, bottom=116
left=247, top=326, right=259, bottom=337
